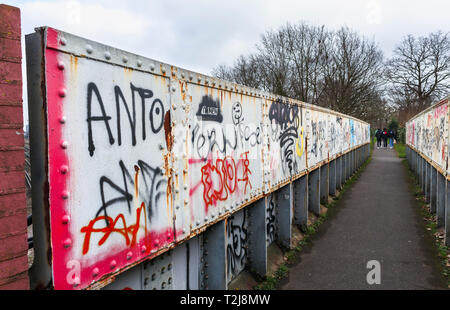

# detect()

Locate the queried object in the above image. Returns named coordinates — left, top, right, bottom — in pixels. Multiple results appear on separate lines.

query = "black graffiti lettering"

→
left=96, top=174, right=133, bottom=226
left=269, top=99, right=299, bottom=130
left=191, top=124, right=238, bottom=159
left=149, top=99, right=164, bottom=134
left=95, top=159, right=166, bottom=226
left=269, top=99, right=300, bottom=175
left=86, top=82, right=165, bottom=156
left=190, top=101, right=262, bottom=160
left=130, top=83, right=153, bottom=141
left=196, top=95, right=223, bottom=122
left=115, top=85, right=137, bottom=147
left=266, top=195, right=276, bottom=245
left=239, top=123, right=261, bottom=147
left=87, top=82, right=115, bottom=157
left=232, top=102, right=243, bottom=125
left=227, top=211, right=248, bottom=280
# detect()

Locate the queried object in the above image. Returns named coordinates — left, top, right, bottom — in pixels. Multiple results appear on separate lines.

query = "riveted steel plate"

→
left=27, top=26, right=370, bottom=290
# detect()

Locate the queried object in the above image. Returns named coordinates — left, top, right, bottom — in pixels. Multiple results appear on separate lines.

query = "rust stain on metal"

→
left=171, top=66, right=178, bottom=77
left=160, top=64, right=166, bottom=76
left=162, top=110, right=174, bottom=228
left=69, top=55, right=78, bottom=74
left=163, top=111, right=173, bottom=151
left=179, top=80, right=186, bottom=102
left=124, top=67, right=133, bottom=78
left=163, top=152, right=173, bottom=224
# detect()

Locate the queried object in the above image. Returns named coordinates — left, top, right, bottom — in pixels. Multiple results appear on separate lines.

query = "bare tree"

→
left=283, top=22, right=330, bottom=104
left=254, top=28, right=292, bottom=96
left=212, top=54, right=262, bottom=89
left=320, top=27, right=385, bottom=120
left=211, top=23, right=388, bottom=125
left=385, top=31, right=450, bottom=114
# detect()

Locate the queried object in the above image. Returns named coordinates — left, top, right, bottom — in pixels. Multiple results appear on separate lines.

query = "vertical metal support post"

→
left=445, top=180, right=450, bottom=246
left=408, top=147, right=412, bottom=169
left=361, top=146, right=364, bottom=165
left=293, top=175, right=308, bottom=231
left=414, top=152, right=417, bottom=176
left=277, top=184, right=293, bottom=249
left=425, top=162, right=431, bottom=203
left=26, top=31, right=52, bottom=289
left=202, top=220, right=227, bottom=290
left=336, top=156, right=342, bottom=190
left=350, top=150, right=354, bottom=175
left=347, top=152, right=351, bottom=179
left=320, top=163, right=329, bottom=204
left=349, top=151, right=353, bottom=177
left=175, top=236, right=201, bottom=290
left=437, top=173, right=446, bottom=228
left=247, top=198, right=267, bottom=277
left=414, top=152, right=418, bottom=174
left=345, top=153, right=350, bottom=181
left=422, top=159, right=427, bottom=194
left=358, top=147, right=361, bottom=168
left=420, top=157, right=424, bottom=191
left=406, top=146, right=409, bottom=166
left=329, top=159, right=336, bottom=196
left=417, top=155, right=421, bottom=184
left=431, top=167, right=437, bottom=213
left=342, top=154, right=346, bottom=184
left=308, top=168, right=320, bottom=216
left=415, top=153, right=418, bottom=180
left=356, top=148, right=359, bottom=169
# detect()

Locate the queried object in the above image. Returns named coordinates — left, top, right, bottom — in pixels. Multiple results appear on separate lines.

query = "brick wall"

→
left=0, top=4, right=29, bottom=290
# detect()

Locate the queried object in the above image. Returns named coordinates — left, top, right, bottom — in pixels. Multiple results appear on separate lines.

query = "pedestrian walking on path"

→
left=375, top=129, right=382, bottom=149
left=381, top=128, right=388, bottom=148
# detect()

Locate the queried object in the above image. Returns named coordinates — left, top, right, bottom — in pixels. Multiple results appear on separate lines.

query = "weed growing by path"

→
left=394, top=143, right=406, bottom=158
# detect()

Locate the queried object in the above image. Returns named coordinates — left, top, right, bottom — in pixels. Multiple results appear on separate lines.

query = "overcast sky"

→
left=4, top=0, right=450, bottom=125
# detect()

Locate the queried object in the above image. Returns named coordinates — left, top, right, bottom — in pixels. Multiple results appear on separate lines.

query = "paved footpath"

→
left=281, top=147, right=446, bottom=290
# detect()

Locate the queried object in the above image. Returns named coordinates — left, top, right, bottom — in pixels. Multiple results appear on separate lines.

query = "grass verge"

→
left=254, top=142, right=374, bottom=290
left=394, top=143, right=406, bottom=158
left=397, top=150, right=450, bottom=289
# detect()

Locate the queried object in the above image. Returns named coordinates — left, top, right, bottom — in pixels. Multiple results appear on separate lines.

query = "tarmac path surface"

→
left=281, top=147, right=446, bottom=290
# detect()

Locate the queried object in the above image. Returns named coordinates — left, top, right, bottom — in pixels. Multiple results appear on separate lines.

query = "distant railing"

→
left=405, top=96, right=450, bottom=247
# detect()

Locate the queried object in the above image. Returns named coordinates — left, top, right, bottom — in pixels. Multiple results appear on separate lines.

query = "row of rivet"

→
left=55, top=56, right=158, bottom=281
left=58, top=35, right=277, bottom=98
left=56, top=57, right=73, bottom=257
left=60, top=37, right=352, bottom=111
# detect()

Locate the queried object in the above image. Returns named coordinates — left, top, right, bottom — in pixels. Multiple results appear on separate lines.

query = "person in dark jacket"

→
left=382, top=128, right=388, bottom=148
left=388, top=129, right=395, bottom=148
left=375, top=128, right=382, bottom=149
